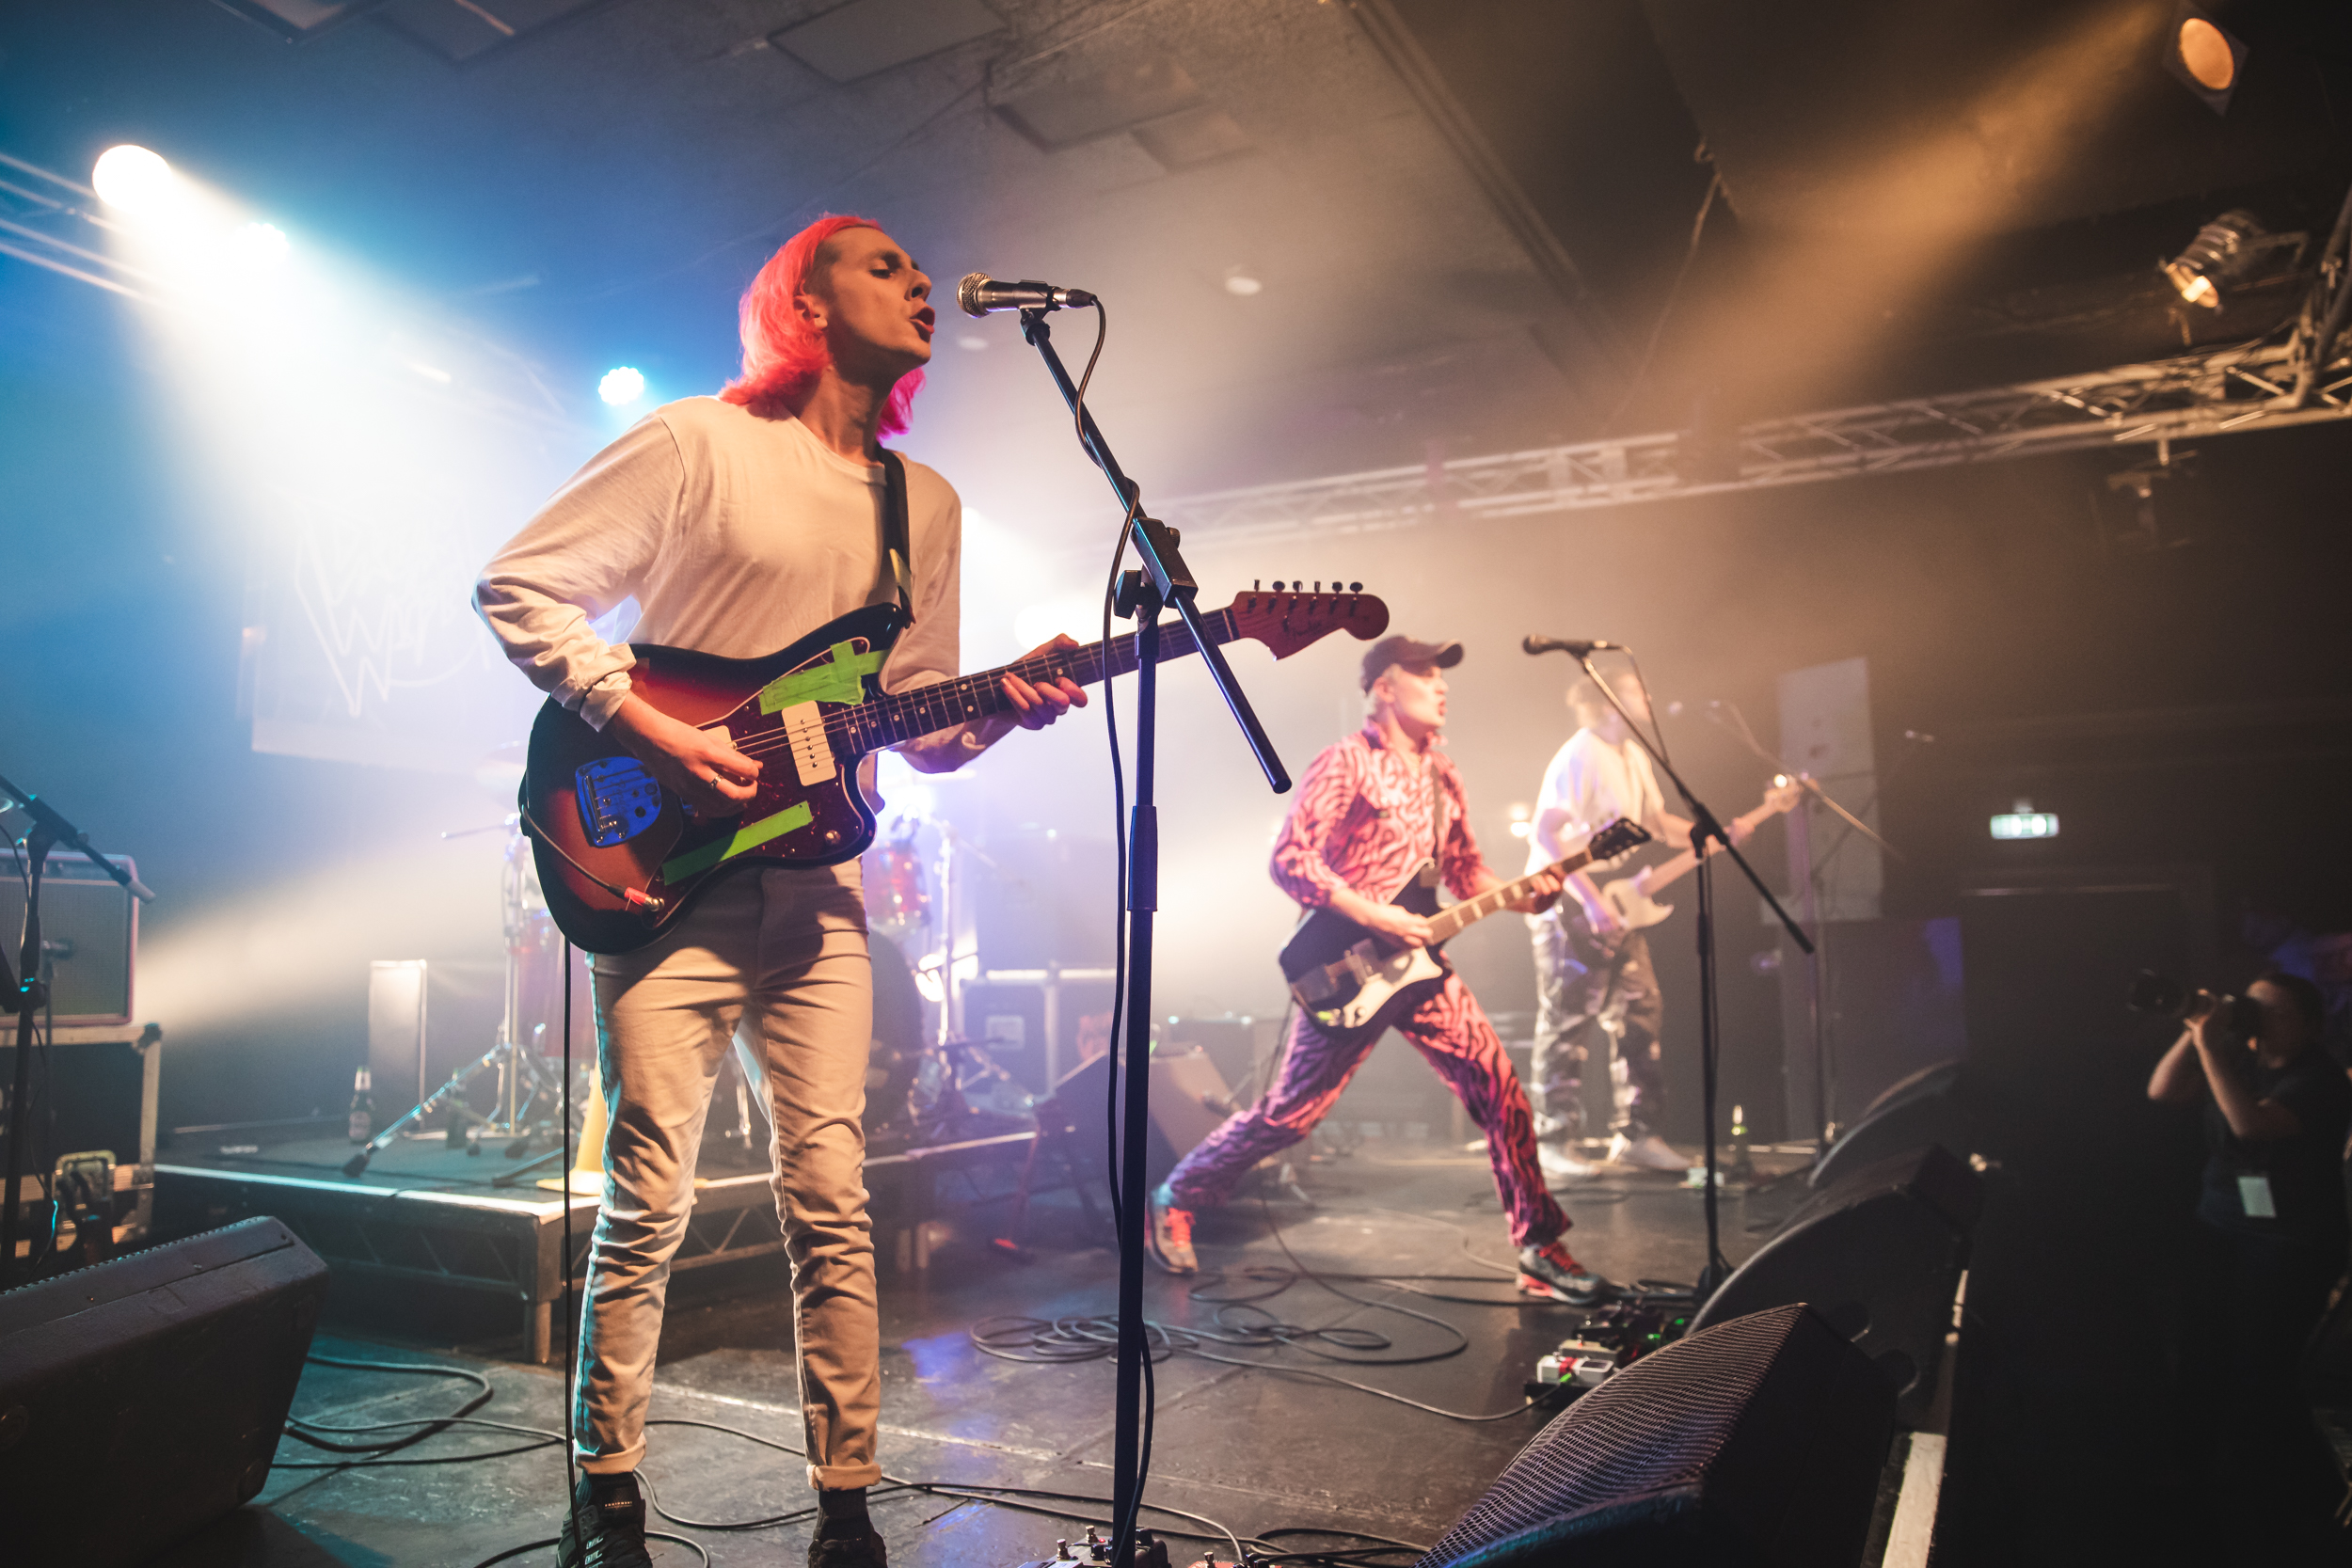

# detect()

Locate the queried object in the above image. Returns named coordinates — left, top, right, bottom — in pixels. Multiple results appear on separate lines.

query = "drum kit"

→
left=342, top=750, right=1037, bottom=1182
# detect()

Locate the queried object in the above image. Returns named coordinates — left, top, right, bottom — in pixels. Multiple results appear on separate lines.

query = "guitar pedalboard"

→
left=1009, top=1526, right=1176, bottom=1567
left=1523, top=1295, right=1695, bottom=1409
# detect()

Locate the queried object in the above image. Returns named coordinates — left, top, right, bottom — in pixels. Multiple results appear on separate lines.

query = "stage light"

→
left=230, top=221, right=291, bottom=268
left=2162, top=209, right=2270, bottom=309
left=1224, top=270, right=1263, bottom=296
left=956, top=333, right=989, bottom=351
left=91, top=145, right=179, bottom=215
left=2164, top=8, right=2246, bottom=114
left=598, top=366, right=646, bottom=405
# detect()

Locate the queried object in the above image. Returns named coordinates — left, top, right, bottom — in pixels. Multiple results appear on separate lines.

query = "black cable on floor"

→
left=282, top=1355, right=497, bottom=1456
left=279, top=1354, right=1440, bottom=1567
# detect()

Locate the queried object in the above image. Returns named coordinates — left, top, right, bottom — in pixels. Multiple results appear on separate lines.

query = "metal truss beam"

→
left=1153, top=339, right=2352, bottom=544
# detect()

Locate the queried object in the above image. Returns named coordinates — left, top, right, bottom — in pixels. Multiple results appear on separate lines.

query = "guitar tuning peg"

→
left=1349, top=581, right=1362, bottom=594
left=1313, top=581, right=1322, bottom=593
left=1272, top=580, right=1285, bottom=592
left=1252, top=579, right=1261, bottom=592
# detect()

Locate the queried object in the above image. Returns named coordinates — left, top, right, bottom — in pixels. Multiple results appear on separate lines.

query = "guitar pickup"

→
left=778, top=701, right=836, bottom=786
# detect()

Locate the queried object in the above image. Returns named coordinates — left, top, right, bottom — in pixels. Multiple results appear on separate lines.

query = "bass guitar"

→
left=1594, top=776, right=1802, bottom=935
left=524, top=586, right=1391, bottom=953
left=1280, top=817, right=1652, bottom=1036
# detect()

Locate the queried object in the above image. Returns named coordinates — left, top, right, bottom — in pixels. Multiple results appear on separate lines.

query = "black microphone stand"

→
left=1528, top=657, right=1810, bottom=1298
left=0, top=774, right=155, bottom=1290
left=1014, top=306, right=1290, bottom=1566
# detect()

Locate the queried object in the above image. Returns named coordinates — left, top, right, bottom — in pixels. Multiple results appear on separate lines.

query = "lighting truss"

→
left=1152, top=337, right=2352, bottom=543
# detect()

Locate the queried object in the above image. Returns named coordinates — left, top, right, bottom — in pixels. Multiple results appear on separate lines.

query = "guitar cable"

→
left=517, top=800, right=662, bottom=913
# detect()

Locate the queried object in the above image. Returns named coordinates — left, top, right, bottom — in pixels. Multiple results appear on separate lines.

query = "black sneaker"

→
left=557, top=1471, right=654, bottom=1568
left=1516, top=1240, right=1613, bottom=1306
left=808, top=1523, right=889, bottom=1566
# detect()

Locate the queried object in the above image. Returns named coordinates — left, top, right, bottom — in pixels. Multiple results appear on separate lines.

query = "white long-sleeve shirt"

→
left=473, top=395, right=961, bottom=729
left=1526, top=728, right=1664, bottom=874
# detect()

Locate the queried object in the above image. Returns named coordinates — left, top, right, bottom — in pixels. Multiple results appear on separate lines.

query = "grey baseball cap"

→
left=1360, top=634, right=1464, bottom=691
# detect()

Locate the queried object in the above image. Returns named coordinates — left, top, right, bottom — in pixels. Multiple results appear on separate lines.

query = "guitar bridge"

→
left=778, top=701, right=837, bottom=786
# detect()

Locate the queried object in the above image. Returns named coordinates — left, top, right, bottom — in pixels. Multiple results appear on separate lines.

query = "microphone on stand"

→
left=956, top=273, right=1098, bottom=317
left=1521, top=634, right=1622, bottom=657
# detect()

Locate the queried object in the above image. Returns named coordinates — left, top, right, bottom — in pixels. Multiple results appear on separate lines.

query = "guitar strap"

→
left=876, top=448, right=916, bottom=624
left=1424, top=754, right=1447, bottom=885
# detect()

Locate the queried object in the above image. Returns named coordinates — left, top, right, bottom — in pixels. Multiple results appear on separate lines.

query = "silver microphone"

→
left=1522, top=634, right=1622, bottom=657
left=956, top=273, right=1098, bottom=317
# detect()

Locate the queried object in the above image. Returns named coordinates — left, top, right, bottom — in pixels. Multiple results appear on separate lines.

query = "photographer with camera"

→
left=2146, top=970, right=2347, bottom=1558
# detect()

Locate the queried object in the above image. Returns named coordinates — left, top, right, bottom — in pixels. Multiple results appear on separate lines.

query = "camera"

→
left=2127, top=970, right=2263, bottom=1037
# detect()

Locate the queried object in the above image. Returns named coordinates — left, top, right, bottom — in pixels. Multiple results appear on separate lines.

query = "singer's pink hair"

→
left=720, top=214, right=924, bottom=435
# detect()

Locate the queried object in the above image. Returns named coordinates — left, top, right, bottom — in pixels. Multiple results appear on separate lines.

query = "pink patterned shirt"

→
left=1269, top=724, right=1491, bottom=910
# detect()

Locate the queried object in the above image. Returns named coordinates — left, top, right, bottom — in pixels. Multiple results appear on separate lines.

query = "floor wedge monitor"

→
left=1692, top=1143, right=1980, bottom=1426
left=1417, top=1303, right=1895, bottom=1568
left=0, top=1216, right=330, bottom=1566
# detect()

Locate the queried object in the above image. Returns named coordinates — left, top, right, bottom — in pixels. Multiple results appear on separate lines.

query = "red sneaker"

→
left=1516, top=1240, right=1612, bottom=1305
left=1147, top=1183, right=1198, bottom=1275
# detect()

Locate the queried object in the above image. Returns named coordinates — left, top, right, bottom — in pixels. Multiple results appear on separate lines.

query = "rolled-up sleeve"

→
left=473, top=417, right=682, bottom=730
left=1269, top=742, right=1362, bottom=909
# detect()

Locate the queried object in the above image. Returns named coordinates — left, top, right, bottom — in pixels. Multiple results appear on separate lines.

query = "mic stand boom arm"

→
left=1012, top=308, right=1289, bottom=1568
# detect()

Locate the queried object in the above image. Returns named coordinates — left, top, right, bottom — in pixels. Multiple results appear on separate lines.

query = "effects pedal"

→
left=1523, top=1295, right=1696, bottom=1408
left=1011, top=1526, right=1175, bottom=1567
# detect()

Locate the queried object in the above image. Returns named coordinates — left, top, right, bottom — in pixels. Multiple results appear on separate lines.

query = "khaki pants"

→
left=575, top=863, right=881, bottom=1490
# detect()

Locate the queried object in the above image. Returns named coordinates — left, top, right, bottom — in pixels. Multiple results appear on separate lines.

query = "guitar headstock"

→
left=1223, top=580, right=1391, bottom=660
left=1763, top=775, right=1805, bottom=815
left=1587, top=817, right=1653, bottom=862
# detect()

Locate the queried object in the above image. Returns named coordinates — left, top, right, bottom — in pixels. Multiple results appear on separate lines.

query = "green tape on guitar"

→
left=758, top=641, right=884, bottom=713
left=660, top=801, right=814, bottom=882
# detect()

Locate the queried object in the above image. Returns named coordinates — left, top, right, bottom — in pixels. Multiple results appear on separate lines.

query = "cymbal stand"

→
left=345, top=835, right=572, bottom=1179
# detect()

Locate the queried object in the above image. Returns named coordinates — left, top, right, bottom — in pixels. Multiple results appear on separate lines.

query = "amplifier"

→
left=0, top=849, right=138, bottom=1026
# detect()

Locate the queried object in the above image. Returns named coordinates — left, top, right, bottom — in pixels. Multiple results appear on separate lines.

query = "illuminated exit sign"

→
left=1990, top=804, right=2060, bottom=839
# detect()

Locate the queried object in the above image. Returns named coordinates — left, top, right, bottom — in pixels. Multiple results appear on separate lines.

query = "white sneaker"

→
left=1606, top=1132, right=1692, bottom=1173
left=1538, top=1145, right=1598, bottom=1182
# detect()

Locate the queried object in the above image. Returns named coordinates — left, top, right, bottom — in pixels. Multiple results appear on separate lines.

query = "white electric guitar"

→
left=1596, top=777, right=1804, bottom=934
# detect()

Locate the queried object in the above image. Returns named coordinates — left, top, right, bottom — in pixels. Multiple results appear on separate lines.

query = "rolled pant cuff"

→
left=580, top=1444, right=644, bottom=1477
left=808, top=1460, right=883, bottom=1491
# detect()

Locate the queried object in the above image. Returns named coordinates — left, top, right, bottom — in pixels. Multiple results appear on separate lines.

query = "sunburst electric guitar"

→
left=1279, top=817, right=1653, bottom=1037
left=524, top=587, right=1391, bottom=954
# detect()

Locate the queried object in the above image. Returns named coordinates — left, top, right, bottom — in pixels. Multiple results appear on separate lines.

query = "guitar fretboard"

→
left=1424, top=847, right=1597, bottom=944
left=821, top=607, right=1236, bottom=754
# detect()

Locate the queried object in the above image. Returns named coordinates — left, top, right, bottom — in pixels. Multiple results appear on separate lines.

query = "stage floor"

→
left=151, top=1137, right=1814, bottom=1568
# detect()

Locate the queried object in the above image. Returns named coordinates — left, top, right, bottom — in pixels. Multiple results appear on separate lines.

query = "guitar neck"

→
left=1425, top=847, right=1598, bottom=944
left=1637, top=799, right=1787, bottom=898
left=846, top=606, right=1236, bottom=751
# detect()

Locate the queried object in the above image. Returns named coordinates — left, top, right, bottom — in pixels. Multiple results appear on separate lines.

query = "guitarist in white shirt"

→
left=1526, top=670, right=1750, bottom=1177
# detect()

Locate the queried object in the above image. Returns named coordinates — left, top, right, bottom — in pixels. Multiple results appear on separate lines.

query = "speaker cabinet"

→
left=0, top=1217, right=330, bottom=1566
left=1808, top=1059, right=1972, bottom=1190
left=1042, top=1045, right=1237, bottom=1190
left=1692, top=1144, right=1980, bottom=1426
left=0, top=849, right=138, bottom=1025
left=1417, top=1304, right=1895, bottom=1567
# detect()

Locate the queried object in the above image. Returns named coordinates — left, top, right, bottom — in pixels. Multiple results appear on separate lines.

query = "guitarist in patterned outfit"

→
left=475, top=216, right=1083, bottom=1568
left=1147, top=635, right=1613, bottom=1305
